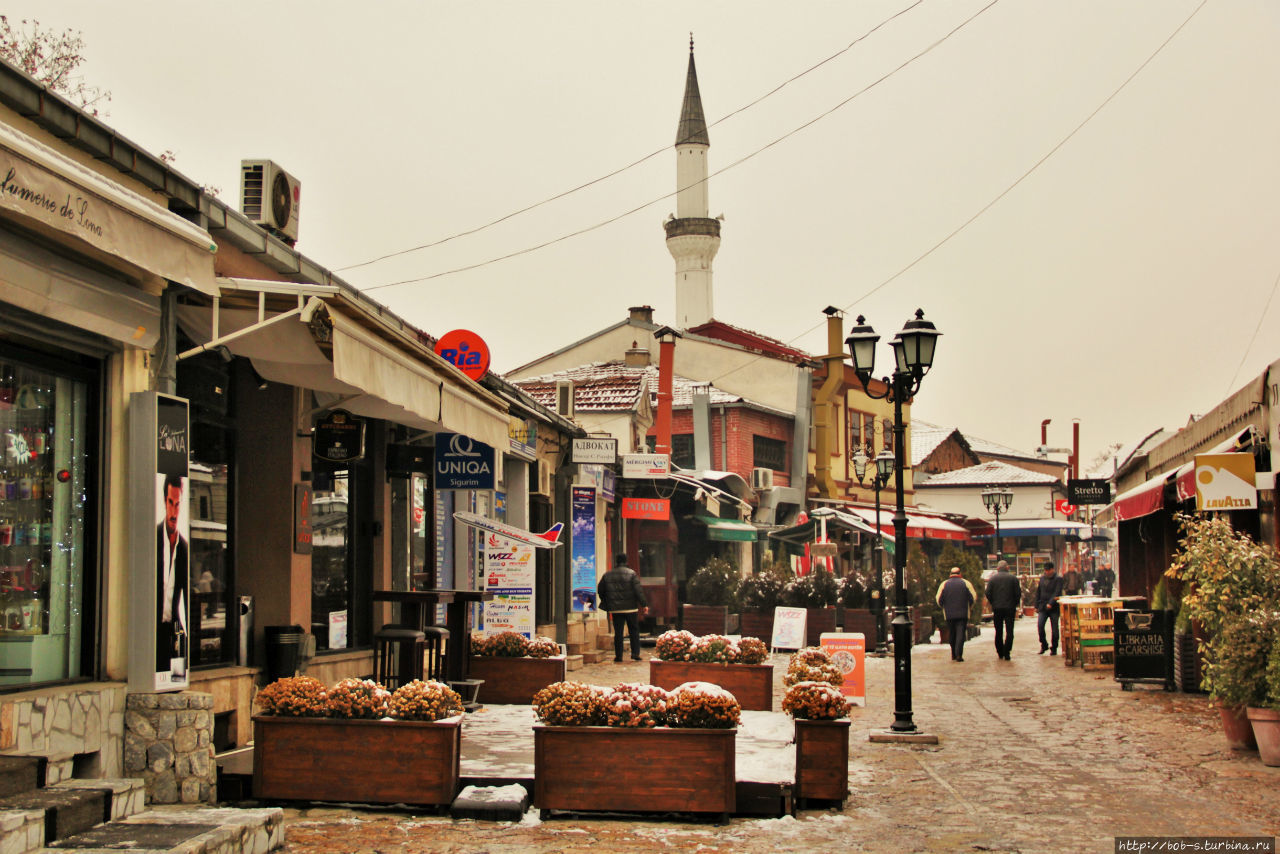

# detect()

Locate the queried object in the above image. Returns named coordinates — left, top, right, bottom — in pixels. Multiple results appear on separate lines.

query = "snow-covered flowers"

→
left=783, top=680, right=851, bottom=720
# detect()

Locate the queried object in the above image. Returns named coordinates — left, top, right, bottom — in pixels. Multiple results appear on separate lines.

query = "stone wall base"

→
left=124, top=691, right=216, bottom=805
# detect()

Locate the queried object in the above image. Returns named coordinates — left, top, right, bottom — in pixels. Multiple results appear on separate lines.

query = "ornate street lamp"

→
left=852, top=447, right=895, bottom=655
left=846, top=309, right=940, bottom=734
left=981, top=486, right=1014, bottom=566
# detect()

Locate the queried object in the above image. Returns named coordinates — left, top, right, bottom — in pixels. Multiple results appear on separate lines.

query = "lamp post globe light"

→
left=845, top=309, right=940, bottom=735
left=981, top=486, right=1014, bottom=566
left=852, top=447, right=895, bottom=656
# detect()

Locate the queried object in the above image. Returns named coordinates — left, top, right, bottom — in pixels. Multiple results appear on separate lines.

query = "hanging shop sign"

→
left=1054, top=499, right=1078, bottom=516
left=572, top=437, right=618, bottom=465
left=1067, top=479, right=1111, bottom=505
left=312, top=409, right=366, bottom=463
left=602, top=467, right=616, bottom=502
left=435, top=329, right=490, bottom=382
left=434, top=432, right=496, bottom=490
left=509, top=417, right=537, bottom=457
left=621, top=497, right=670, bottom=520
left=621, top=453, right=670, bottom=479
left=293, top=483, right=313, bottom=555
left=1194, top=452, right=1257, bottom=511
left=571, top=486, right=597, bottom=612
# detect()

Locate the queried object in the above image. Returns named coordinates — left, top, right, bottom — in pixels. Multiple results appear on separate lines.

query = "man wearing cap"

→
left=1035, top=561, right=1064, bottom=655
left=985, top=560, right=1021, bottom=660
left=935, top=567, right=976, bottom=662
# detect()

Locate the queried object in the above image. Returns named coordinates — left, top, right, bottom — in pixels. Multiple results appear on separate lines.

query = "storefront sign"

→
left=820, top=632, right=866, bottom=706
left=621, top=497, right=670, bottom=520
left=293, top=483, right=313, bottom=555
left=621, top=453, right=670, bottom=479
left=1054, top=499, right=1078, bottom=516
left=572, top=437, right=618, bottom=465
left=482, top=534, right=536, bottom=638
left=1194, top=452, right=1257, bottom=511
left=602, top=468, right=616, bottom=502
left=1067, top=479, right=1111, bottom=505
left=435, top=329, right=490, bottom=381
left=1113, top=609, right=1173, bottom=687
left=508, top=417, right=537, bottom=457
left=571, top=486, right=597, bottom=612
left=312, top=409, right=365, bottom=463
left=771, top=606, right=807, bottom=651
left=434, top=432, right=496, bottom=490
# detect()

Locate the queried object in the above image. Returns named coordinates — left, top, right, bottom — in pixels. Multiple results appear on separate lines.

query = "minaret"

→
left=666, top=37, right=720, bottom=330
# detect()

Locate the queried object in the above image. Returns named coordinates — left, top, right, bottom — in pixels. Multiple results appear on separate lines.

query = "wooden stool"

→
left=421, top=626, right=450, bottom=681
left=374, top=625, right=425, bottom=690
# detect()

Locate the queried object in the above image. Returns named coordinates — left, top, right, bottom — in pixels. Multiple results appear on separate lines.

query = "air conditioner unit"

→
left=751, top=467, right=773, bottom=490
left=240, top=159, right=300, bottom=242
left=556, top=381, right=575, bottom=418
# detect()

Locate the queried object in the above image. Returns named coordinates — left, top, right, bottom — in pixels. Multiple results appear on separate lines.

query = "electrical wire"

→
left=1226, top=264, right=1280, bottom=394
left=334, top=0, right=925, bottom=275
left=362, top=0, right=997, bottom=293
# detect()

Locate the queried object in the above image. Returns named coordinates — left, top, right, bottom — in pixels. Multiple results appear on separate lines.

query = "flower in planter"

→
left=532, top=681, right=607, bottom=726
left=484, top=631, right=530, bottom=658
left=603, top=683, right=670, bottom=728
left=526, top=636, right=561, bottom=658
left=739, top=562, right=793, bottom=613
left=789, top=646, right=832, bottom=668
left=327, top=677, right=391, bottom=719
left=388, top=679, right=463, bottom=721
left=654, top=629, right=697, bottom=662
left=686, top=557, right=741, bottom=608
left=470, top=634, right=491, bottom=657
left=255, top=676, right=328, bottom=717
left=782, top=568, right=839, bottom=609
left=736, top=636, right=769, bottom=665
left=783, top=680, right=851, bottom=720
left=666, top=681, right=741, bottom=729
left=784, top=661, right=844, bottom=688
left=687, top=634, right=738, bottom=664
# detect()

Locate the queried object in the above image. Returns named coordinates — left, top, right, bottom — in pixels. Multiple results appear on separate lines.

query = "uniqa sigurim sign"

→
left=434, top=432, right=496, bottom=490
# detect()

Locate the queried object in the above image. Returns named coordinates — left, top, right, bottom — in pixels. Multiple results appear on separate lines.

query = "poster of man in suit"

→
left=156, top=472, right=189, bottom=680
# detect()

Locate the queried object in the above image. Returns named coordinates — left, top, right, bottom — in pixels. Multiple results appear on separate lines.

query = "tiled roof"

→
left=915, top=460, right=1060, bottom=487
left=909, top=420, right=960, bottom=467
left=685, top=319, right=811, bottom=363
left=514, top=361, right=771, bottom=413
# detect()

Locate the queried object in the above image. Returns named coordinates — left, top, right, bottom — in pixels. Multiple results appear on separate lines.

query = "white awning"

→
left=0, top=122, right=217, bottom=295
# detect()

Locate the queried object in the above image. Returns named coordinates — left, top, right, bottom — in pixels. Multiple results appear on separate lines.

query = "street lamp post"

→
left=846, top=309, right=940, bottom=734
left=852, top=447, right=895, bottom=655
left=981, top=486, right=1014, bottom=567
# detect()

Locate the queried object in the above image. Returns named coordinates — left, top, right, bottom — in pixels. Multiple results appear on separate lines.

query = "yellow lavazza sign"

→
left=1194, top=452, right=1257, bottom=512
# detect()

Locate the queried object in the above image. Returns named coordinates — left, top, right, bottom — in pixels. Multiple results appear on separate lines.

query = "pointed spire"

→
left=676, top=36, right=710, bottom=147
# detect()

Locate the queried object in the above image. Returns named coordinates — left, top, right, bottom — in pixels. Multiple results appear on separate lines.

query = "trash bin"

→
left=238, top=596, right=254, bottom=668
left=265, top=624, right=304, bottom=683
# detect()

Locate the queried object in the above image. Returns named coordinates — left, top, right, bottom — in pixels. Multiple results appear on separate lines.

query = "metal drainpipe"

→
left=719, top=404, right=727, bottom=473
left=157, top=287, right=178, bottom=395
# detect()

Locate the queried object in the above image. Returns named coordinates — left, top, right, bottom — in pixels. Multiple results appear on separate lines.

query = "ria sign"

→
left=435, top=329, right=490, bottom=381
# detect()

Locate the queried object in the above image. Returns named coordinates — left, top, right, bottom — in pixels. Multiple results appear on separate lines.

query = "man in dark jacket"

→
left=985, top=560, right=1021, bottom=661
left=935, top=567, right=976, bottom=662
left=597, top=554, right=647, bottom=662
left=1034, top=562, right=1064, bottom=655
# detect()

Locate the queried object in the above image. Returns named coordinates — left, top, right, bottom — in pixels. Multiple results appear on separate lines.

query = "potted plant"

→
left=904, top=542, right=935, bottom=643
left=782, top=568, right=839, bottom=646
left=468, top=632, right=566, bottom=704
left=683, top=557, right=741, bottom=635
left=532, top=680, right=738, bottom=820
left=1251, top=629, right=1280, bottom=766
left=648, top=630, right=774, bottom=710
left=738, top=560, right=792, bottom=642
left=1204, top=612, right=1274, bottom=751
left=253, top=676, right=463, bottom=806
left=838, top=574, right=878, bottom=639
left=784, top=681, right=853, bottom=808
left=1166, top=513, right=1280, bottom=749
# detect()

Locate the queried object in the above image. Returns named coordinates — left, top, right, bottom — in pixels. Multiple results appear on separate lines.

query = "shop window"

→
left=753, top=436, right=787, bottom=472
left=644, top=433, right=694, bottom=468
left=849, top=410, right=875, bottom=456
left=311, top=456, right=373, bottom=652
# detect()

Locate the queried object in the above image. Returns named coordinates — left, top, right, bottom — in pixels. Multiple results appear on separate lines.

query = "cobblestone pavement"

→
left=275, top=625, right=1280, bottom=853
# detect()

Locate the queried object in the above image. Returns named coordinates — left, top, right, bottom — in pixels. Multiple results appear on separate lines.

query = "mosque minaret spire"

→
left=665, top=36, right=720, bottom=330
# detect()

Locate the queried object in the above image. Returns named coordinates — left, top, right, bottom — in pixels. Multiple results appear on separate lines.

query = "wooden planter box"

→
left=648, top=659, right=774, bottom=711
left=468, top=656, right=566, bottom=704
left=841, top=609, right=879, bottom=640
left=534, top=725, right=735, bottom=818
left=806, top=607, right=837, bottom=647
left=252, top=715, right=461, bottom=807
left=739, top=611, right=774, bottom=642
left=682, top=604, right=732, bottom=636
left=794, top=718, right=851, bottom=807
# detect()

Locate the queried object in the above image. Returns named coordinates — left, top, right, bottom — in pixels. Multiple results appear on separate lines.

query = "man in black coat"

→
left=935, top=567, right=976, bottom=662
left=157, top=473, right=189, bottom=675
left=597, top=554, right=647, bottom=662
left=985, top=560, right=1021, bottom=660
left=1034, top=562, right=1064, bottom=655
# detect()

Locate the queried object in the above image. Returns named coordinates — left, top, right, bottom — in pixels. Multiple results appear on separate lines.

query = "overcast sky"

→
left=15, top=0, right=1280, bottom=469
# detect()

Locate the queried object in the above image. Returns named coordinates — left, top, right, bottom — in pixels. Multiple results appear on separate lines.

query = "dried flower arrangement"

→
left=532, top=681, right=608, bottom=727
left=525, top=636, right=561, bottom=658
left=255, top=676, right=329, bottom=717
left=736, top=636, right=769, bottom=665
left=783, top=680, right=851, bottom=720
left=327, top=677, right=391, bottom=719
left=790, top=647, right=832, bottom=668
left=654, top=629, right=697, bottom=662
left=784, top=661, right=844, bottom=688
left=687, top=634, right=738, bottom=664
left=387, top=679, right=463, bottom=722
left=665, top=681, right=741, bottom=729
left=603, top=683, right=670, bottom=728
left=481, top=631, right=530, bottom=658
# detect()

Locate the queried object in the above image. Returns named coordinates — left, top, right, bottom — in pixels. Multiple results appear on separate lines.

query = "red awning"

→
left=1174, top=426, right=1257, bottom=502
left=1112, top=472, right=1171, bottom=522
left=845, top=507, right=969, bottom=541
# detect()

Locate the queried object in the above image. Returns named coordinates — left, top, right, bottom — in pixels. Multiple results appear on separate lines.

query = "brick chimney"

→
left=624, top=340, right=651, bottom=367
left=629, top=306, right=654, bottom=324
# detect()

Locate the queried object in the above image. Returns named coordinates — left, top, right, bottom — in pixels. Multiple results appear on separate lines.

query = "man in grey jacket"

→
left=597, top=554, right=648, bottom=662
left=935, top=567, right=976, bottom=662
left=985, top=560, right=1021, bottom=661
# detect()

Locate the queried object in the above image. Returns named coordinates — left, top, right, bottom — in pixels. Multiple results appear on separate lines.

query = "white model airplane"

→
left=452, top=511, right=564, bottom=549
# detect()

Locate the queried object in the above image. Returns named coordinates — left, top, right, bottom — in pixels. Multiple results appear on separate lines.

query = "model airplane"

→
left=453, top=511, right=564, bottom=549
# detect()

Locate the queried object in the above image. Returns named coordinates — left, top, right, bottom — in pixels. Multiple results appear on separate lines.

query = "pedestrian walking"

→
left=935, top=567, right=976, bottom=662
left=597, top=554, right=647, bottom=662
left=1063, top=565, right=1082, bottom=596
left=985, top=560, right=1021, bottom=660
left=1035, top=561, right=1064, bottom=655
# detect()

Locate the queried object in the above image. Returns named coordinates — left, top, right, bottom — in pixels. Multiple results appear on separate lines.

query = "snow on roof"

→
left=915, top=459, right=1060, bottom=487
left=514, top=361, right=785, bottom=415
left=908, top=420, right=961, bottom=467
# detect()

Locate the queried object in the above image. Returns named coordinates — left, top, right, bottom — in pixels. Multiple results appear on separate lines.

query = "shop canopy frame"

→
left=767, top=507, right=880, bottom=546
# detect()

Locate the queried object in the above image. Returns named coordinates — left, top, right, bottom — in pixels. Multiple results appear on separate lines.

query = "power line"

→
left=363, top=0, right=993, bottom=293
left=1226, top=264, right=1280, bottom=394
left=337, top=0, right=925, bottom=275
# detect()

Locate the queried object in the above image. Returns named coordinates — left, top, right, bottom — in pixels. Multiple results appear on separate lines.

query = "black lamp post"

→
left=981, top=486, right=1014, bottom=567
left=846, top=309, right=940, bottom=734
left=852, top=447, right=895, bottom=655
